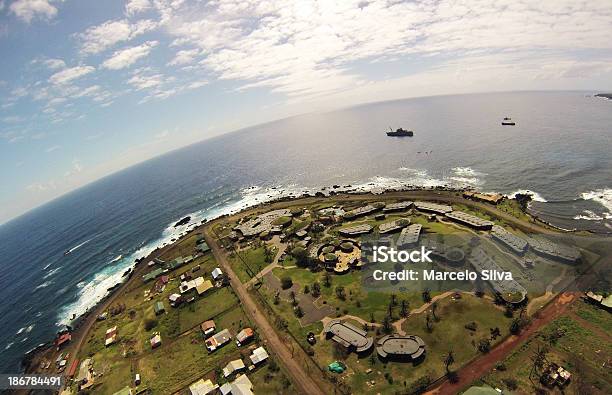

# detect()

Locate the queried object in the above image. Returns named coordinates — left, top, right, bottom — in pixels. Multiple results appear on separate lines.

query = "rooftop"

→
left=206, top=328, right=231, bottom=351
left=376, top=334, right=426, bottom=359
left=414, top=201, right=453, bottom=214
left=189, top=378, right=219, bottom=395
left=345, top=204, right=382, bottom=218
left=446, top=211, right=494, bottom=228
left=235, top=209, right=292, bottom=237
left=463, top=191, right=504, bottom=204
left=397, top=224, right=422, bottom=246
left=223, top=359, right=246, bottom=377
left=249, top=346, right=269, bottom=364
left=527, top=237, right=580, bottom=263
left=491, top=225, right=528, bottom=254
left=468, top=248, right=526, bottom=303
left=220, top=374, right=253, bottom=395
left=324, top=319, right=374, bottom=353
left=338, top=224, right=373, bottom=236
left=378, top=218, right=410, bottom=233
left=383, top=201, right=413, bottom=212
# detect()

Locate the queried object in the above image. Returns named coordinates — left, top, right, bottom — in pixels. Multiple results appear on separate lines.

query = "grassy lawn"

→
left=250, top=364, right=294, bottom=394
left=89, top=359, right=133, bottom=395
left=263, top=265, right=513, bottom=395
left=571, top=300, right=612, bottom=333
left=177, top=287, right=239, bottom=333
left=229, top=246, right=276, bottom=283
left=481, top=311, right=612, bottom=394
left=309, top=294, right=513, bottom=395
left=137, top=331, right=239, bottom=393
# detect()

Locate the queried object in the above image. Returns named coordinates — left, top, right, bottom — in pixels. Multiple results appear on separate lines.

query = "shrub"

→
left=144, top=318, right=157, bottom=331
left=502, top=378, right=518, bottom=390
left=281, top=276, right=293, bottom=290
left=478, top=338, right=491, bottom=353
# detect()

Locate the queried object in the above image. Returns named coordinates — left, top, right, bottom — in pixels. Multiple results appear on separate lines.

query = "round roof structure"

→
left=376, top=334, right=426, bottom=359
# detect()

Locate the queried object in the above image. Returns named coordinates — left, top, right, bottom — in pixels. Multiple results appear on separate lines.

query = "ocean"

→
left=0, top=91, right=610, bottom=373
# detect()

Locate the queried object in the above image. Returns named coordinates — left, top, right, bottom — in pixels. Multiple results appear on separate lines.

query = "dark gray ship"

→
left=386, top=127, right=413, bottom=137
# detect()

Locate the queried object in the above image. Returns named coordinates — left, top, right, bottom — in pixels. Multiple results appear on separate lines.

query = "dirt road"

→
left=427, top=292, right=578, bottom=395
left=202, top=228, right=326, bottom=395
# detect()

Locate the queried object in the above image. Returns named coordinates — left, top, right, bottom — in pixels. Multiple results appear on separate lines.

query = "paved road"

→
left=202, top=228, right=326, bottom=395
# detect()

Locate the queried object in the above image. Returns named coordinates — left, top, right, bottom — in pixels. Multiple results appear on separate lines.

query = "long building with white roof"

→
left=491, top=225, right=528, bottom=255
left=397, top=224, right=422, bottom=246
left=527, top=237, right=581, bottom=264
left=446, top=211, right=494, bottom=230
left=414, top=201, right=453, bottom=215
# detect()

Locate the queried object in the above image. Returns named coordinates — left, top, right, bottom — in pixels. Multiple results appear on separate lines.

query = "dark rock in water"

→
left=315, top=192, right=325, bottom=197
left=333, top=185, right=340, bottom=189
left=595, top=93, right=612, bottom=99
left=174, top=216, right=191, bottom=227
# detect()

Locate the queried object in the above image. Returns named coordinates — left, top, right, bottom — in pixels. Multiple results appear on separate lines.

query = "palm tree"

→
left=444, top=350, right=455, bottom=374
left=432, top=301, right=439, bottom=321
left=528, top=345, right=549, bottom=383
left=400, top=300, right=409, bottom=317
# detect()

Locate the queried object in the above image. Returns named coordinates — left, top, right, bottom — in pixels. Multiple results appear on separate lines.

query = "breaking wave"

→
left=35, top=281, right=53, bottom=290
left=43, top=266, right=62, bottom=279
left=573, top=210, right=610, bottom=221
left=507, top=189, right=548, bottom=203
left=581, top=188, right=612, bottom=216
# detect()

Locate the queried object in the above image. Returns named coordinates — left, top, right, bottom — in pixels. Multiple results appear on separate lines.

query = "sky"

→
left=1, top=0, right=611, bottom=224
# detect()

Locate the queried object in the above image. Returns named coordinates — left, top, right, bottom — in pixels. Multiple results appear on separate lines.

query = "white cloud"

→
left=42, top=58, right=66, bottom=70
left=64, top=158, right=83, bottom=177
left=49, top=65, right=95, bottom=85
left=9, top=0, right=57, bottom=23
left=71, top=85, right=101, bottom=98
left=126, top=0, right=151, bottom=16
left=101, top=41, right=158, bottom=70
left=153, top=0, right=612, bottom=99
left=45, top=145, right=60, bottom=153
left=167, top=48, right=200, bottom=66
left=128, top=72, right=164, bottom=90
left=78, top=19, right=157, bottom=55
left=26, top=180, right=56, bottom=191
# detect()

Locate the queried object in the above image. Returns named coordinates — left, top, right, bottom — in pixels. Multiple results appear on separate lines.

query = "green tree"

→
left=422, top=288, right=432, bottom=303
left=478, top=338, right=491, bottom=353
left=312, top=281, right=321, bottom=297
left=443, top=350, right=455, bottom=374
left=323, top=272, right=332, bottom=288
left=281, top=276, right=293, bottom=290
left=400, top=300, right=409, bottom=317
left=382, top=314, right=393, bottom=334
left=432, top=301, right=439, bottom=321
left=335, top=286, right=346, bottom=300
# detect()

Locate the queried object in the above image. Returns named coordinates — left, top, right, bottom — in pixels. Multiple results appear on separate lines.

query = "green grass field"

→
left=480, top=307, right=612, bottom=394
left=229, top=246, right=276, bottom=283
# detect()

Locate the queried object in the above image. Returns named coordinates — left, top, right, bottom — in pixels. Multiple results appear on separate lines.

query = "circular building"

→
left=324, top=319, right=374, bottom=354
left=318, top=240, right=361, bottom=274
left=376, top=334, right=426, bottom=361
